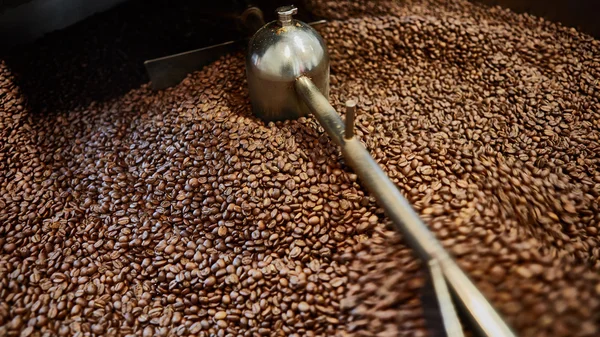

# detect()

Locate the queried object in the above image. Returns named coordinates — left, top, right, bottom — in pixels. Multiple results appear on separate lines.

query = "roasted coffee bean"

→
left=1, top=1, right=599, bottom=337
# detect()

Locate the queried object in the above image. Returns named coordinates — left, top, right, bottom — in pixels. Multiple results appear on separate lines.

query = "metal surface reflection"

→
left=246, top=6, right=329, bottom=121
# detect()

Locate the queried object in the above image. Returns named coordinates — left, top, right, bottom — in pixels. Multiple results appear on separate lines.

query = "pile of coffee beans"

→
left=1, top=0, right=599, bottom=336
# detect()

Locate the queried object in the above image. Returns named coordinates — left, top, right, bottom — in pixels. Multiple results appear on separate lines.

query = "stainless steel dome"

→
left=246, top=6, right=330, bottom=121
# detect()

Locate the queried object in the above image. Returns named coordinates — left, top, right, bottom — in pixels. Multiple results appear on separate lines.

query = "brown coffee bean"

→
left=3, top=243, right=16, bottom=253
left=204, top=276, right=216, bottom=287
left=85, top=283, right=97, bottom=295
left=58, top=326, right=70, bottom=336
left=138, top=314, right=149, bottom=323
left=214, top=311, right=227, bottom=320
left=164, top=245, right=175, bottom=255
left=308, top=216, right=320, bottom=226
left=298, top=302, right=310, bottom=312
left=71, top=305, right=82, bottom=316
left=91, top=323, right=105, bottom=334
left=1, top=2, right=599, bottom=337
left=9, top=316, right=23, bottom=329
left=143, top=326, right=154, bottom=337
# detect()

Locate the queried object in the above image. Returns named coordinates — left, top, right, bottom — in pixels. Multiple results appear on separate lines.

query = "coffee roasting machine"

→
left=139, top=2, right=600, bottom=336
left=2, top=0, right=599, bottom=336
left=138, top=8, right=515, bottom=333
left=138, top=4, right=518, bottom=337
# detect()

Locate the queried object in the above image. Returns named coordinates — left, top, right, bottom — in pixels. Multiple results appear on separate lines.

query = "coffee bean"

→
left=204, top=276, right=216, bottom=287
left=298, top=302, right=311, bottom=312
left=91, top=323, right=105, bottom=334
left=85, top=283, right=97, bottom=295
left=20, top=326, right=33, bottom=337
left=58, top=326, right=70, bottom=336
left=143, top=326, right=154, bottom=337
left=1, top=1, right=599, bottom=337
left=71, top=305, right=82, bottom=316
left=138, top=314, right=149, bottom=323
left=214, top=311, right=227, bottom=320
left=306, top=1, right=600, bottom=336
left=9, top=316, right=23, bottom=330
left=3, top=243, right=16, bottom=253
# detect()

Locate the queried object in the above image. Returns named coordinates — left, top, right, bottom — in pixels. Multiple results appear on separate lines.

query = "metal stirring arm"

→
left=294, top=76, right=515, bottom=337
left=423, top=259, right=465, bottom=337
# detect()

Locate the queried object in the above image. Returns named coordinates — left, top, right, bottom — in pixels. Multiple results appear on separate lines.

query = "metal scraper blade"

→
left=144, top=20, right=327, bottom=90
left=144, top=40, right=245, bottom=90
left=421, top=259, right=465, bottom=337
